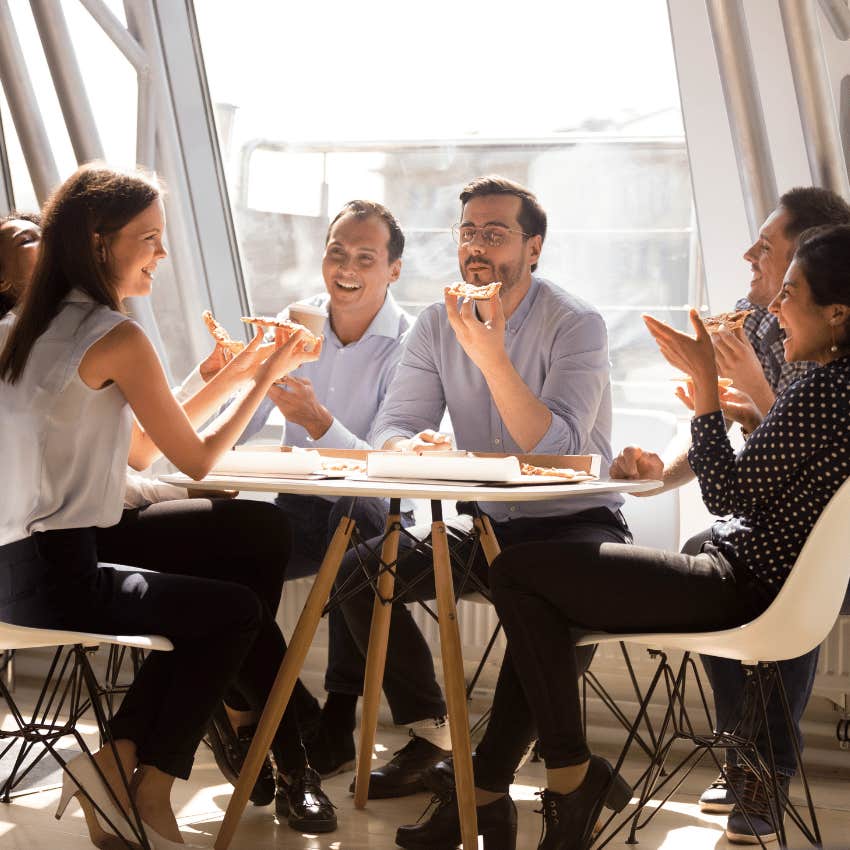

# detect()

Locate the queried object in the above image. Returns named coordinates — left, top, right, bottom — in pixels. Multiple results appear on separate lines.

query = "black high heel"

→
left=395, top=788, right=517, bottom=850
left=536, top=755, right=629, bottom=850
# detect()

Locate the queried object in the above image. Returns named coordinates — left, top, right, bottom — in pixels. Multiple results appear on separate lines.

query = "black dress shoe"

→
left=304, top=719, right=355, bottom=779
left=395, top=787, right=517, bottom=850
left=424, top=754, right=633, bottom=814
left=206, top=703, right=275, bottom=806
left=275, top=766, right=337, bottom=833
left=349, top=732, right=450, bottom=799
left=536, top=755, right=632, bottom=850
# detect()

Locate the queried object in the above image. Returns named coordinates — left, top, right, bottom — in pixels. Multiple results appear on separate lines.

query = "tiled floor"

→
left=1, top=719, right=849, bottom=850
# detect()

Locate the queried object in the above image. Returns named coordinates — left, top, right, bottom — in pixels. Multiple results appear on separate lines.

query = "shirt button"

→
left=494, top=438, right=501, bottom=445
left=510, top=506, right=517, bottom=512
left=329, top=387, right=335, bottom=392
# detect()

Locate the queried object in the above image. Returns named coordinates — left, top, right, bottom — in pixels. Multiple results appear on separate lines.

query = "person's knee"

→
left=490, top=544, right=535, bottom=598
left=220, top=583, right=263, bottom=637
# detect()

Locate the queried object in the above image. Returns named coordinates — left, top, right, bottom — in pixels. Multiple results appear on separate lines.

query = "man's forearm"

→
left=748, top=380, right=776, bottom=418
left=480, top=356, right=551, bottom=452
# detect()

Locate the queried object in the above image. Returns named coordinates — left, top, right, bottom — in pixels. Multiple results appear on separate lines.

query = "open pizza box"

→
left=217, top=445, right=599, bottom=484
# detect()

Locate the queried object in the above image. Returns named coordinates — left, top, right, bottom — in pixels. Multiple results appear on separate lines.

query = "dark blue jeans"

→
left=683, top=529, right=819, bottom=777
left=273, top=493, right=414, bottom=696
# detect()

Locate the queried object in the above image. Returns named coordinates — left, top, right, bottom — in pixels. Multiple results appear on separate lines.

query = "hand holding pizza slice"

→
left=241, top=316, right=322, bottom=351
left=202, top=309, right=246, bottom=354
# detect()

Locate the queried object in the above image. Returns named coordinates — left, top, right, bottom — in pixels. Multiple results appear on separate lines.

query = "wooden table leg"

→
left=215, top=515, right=354, bottom=850
left=474, top=514, right=502, bottom=566
left=431, top=506, right=478, bottom=850
left=353, top=502, right=401, bottom=808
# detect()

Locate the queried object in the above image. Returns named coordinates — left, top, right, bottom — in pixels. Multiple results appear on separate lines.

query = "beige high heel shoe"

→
left=55, top=753, right=141, bottom=849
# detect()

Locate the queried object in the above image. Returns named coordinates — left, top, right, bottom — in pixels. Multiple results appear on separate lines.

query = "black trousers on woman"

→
left=489, top=539, right=768, bottom=769
left=0, top=527, right=261, bottom=779
left=95, top=497, right=312, bottom=773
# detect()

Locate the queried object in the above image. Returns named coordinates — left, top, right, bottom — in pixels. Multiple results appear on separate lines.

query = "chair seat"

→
left=577, top=624, right=815, bottom=666
left=0, top=620, right=173, bottom=652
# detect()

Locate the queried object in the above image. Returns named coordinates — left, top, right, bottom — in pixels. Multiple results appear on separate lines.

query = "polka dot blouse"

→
left=688, top=355, right=850, bottom=601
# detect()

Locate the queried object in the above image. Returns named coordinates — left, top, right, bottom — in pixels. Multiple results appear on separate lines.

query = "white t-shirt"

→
left=0, top=290, right=132, bottom=544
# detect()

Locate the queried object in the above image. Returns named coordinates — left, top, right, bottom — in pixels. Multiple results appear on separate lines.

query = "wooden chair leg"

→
left=353, top=505, right=401, bottom=808
left=215, top=514, right=354, bottom=850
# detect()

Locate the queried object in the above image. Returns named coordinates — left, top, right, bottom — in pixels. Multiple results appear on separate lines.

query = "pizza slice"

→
left=445, top=281, right=503, bottom=300
left=201, top=310, right=246, bottom=354
left=240, top=315, right=321, bottom=348
left=702, top=308, right=753, bottom=334
left=520, top=462, right=597, bottom=481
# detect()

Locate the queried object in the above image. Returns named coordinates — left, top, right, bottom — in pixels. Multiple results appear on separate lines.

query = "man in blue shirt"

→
left=612, top=186, right=850, bottom=844
left=237, top=200, right=414, bottom=782
left=322, top=177, right=631, bottom=832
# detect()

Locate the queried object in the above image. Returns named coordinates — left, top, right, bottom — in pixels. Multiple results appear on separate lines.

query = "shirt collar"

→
left=64, top=288, right=98, bottom=304
left=735, top=296, right=773, bottom=343
left=504, top=276, right=540, bottom=333
left=361, top=291, right=405, bottom=340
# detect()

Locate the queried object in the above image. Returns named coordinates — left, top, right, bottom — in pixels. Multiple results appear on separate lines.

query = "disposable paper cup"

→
left=288, top=303, right=327, bottom=337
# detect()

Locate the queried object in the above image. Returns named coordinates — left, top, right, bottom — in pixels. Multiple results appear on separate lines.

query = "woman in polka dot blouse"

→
left=484, top=224, right=850, bottom=849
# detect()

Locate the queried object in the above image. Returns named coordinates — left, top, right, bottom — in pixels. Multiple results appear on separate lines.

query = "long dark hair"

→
left=0, top=165, right=160, bottom=384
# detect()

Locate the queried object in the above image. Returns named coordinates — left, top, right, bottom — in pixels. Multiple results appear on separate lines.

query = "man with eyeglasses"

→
left=320, top=176, right=631, bottom=841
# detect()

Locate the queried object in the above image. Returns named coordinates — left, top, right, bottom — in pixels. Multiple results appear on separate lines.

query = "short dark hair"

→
left=326, top=200, right=405, bottom=263
left=779, top=187, right=850, bottom=241
left=0, top=212, right=42, bottom=318
left=459, top=175, right=547, bottom=271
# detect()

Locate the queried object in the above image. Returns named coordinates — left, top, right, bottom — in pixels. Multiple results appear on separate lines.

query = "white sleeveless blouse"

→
left=0, top=290, right=133, bottom=545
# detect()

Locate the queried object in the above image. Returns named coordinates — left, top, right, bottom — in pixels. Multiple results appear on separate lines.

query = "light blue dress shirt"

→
left=240, top=291, right=412, bottom=451
left=372, top=276, right=622, bottom=522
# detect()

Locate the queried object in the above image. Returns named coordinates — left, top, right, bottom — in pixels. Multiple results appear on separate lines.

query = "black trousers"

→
left=490, top=538, right=767, bottom=771
left=95, top=497, right=310, bottom=772
left=0, top=527, right=261, bottom=779
left=335, top=506, right=630, bottom=766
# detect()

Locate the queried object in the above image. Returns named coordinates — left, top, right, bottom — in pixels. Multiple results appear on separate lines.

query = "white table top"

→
left=161, top=472, right=661, bottom=502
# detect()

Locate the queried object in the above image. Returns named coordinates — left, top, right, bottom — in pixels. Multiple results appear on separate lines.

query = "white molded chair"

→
left=0, top=598, right=171, bottom=848
left=578, top=474, right=850, bottom=848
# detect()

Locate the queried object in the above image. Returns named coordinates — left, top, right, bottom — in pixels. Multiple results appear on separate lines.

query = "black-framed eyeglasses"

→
left=451, top=223, right=531, bottom=248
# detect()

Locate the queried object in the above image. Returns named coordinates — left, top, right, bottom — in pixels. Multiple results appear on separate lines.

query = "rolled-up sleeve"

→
left=371, top=310, right=446, bottom=449
left=531, top=312, right=610, bottom=455
left=311, top=417, right=371, bottom=451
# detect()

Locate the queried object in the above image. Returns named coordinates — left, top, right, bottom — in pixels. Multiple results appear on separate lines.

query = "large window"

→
left=195, top=0, right=700, bottom=412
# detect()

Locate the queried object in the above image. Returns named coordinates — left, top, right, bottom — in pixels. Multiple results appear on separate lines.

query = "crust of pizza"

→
left=702, top=309, right=752, bottom=334
left=241, top=316, right=320, bottom=347
left=520, top=462, right=596, bottom=481
left=445, top=281, right=503, bottom=300
left=202, top=310, right=246, bottom=354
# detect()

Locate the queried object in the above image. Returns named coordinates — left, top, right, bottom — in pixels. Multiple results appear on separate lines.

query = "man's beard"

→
left=459, top=257, right=524, bottom=293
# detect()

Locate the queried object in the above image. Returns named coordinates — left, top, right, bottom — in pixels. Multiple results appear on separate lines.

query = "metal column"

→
left=780, top=0, right=850, bottom=198
left=30, top=0, right=104, bottom=163
left=0, top=0, right=59, bottom=203
left=706, top=0, right=778, bottom=237
left=817, top=0, right=850, bottom=40
left=0, top=109, right=15, bottom=213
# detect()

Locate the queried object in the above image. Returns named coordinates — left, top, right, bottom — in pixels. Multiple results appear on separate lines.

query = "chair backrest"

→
left=611, top=407, right=680, bottom=550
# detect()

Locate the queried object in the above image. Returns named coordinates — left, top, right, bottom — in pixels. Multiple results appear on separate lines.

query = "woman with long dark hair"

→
left=0, top=165, right=321, bottom=849
left=483, top=225, right=850, bottom=850
left=0, top=206, right=337, bottom=833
